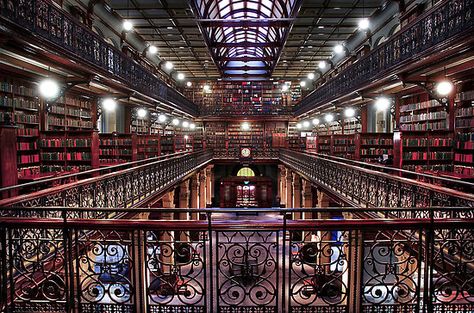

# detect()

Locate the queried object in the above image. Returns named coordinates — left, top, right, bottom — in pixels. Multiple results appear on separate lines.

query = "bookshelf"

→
left=46, top=94, right=93, bottom=130
left=39, top=130, right=99, bottom=174
left=317, top=135, right=332, bottom=155
left=454, top=87, right=474, bottom=176
left=332, top=134, right=356, bottom=159
left=160, top=134, right=175, bottom=155
left=0, top=78, right=41, bottom=179
left=137, top=134, right=160, bottom=160
left=99, top=133, right=137, bottom=166
left=356, top=133, right=394, bottom=162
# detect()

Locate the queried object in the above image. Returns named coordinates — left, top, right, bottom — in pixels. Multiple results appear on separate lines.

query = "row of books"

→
left=400, top=111, right=448, bottom=123
left=17, top=142, right=38, bottom=150
left=0, top=81, right=36, bottom=97
left=18, top=166, right=40, bottom=178
left=403, top=164, right=453, bottom=172
left=454, top=153, right=473, bottom=163
left=361, top=138, right=393, bottom=145
left=16, top=128, right=39, bottom=136
left=456, top=106, right=474, bottom=117
left=99, top=149, right=132, bottom=156
left=403, top=152, right=453, bottom=160
left=0, top=97, right=38, bottom=110
left=41, top=152, right=92, bottom=161
left=40, top=138, right=92, bottom=148
left=18, top=154, right=40, bottom=164
left=400, top=120, right=448, bottom=131
left=41, top=165, right=92, bottom=173
left=455, top=119, right=474, bottom=128
left=402, top=138, right=453, bottom=147
left=99, top=139, right=133, bottom=146
left=0, top=112, right=38, bottom=124
left=360, top=148, right=393, bottom=156
left=400, top=99, right=440, bottom=112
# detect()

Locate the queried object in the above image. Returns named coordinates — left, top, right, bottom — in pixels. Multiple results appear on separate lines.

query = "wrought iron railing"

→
left=0, top=207, right=472, bottom=313
left=295, top=0, right=474, bottom=115
left=0, top=0, right=198, bottom=115
left=213, top=148, right=280, bottom=160
left=0, top=150, right=213, bottom=208
left=280, top=149, right=474, bottom=207
left=199, top=105, right=293, bottom=117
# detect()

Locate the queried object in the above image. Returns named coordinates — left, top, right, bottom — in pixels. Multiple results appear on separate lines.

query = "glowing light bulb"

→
left=344, top=107, right=355, bottom=118
left=436, top=80, right=453, bottom=96
left=148, top=45, right=158, bottom=54
left=241, top=122, right=250, bottom=131
left=318, top=61, right=327, bottom=69
left=137, top=108, right=147, bottom=118
left=102, top=98, right=117, bottom=111
left=38, top=79, right=60, bottom=100
left=300, top=81, right=306, bottom=87
left=307, top=73, right=315, bottom=80
left=186, top=81, right=192, bottom=87
left=172, top=118, right=180, bottom=126
left=359, top=18, right=370, bottom=30
left=177, top=73, right=185, bottom=80
left=158, top=114, right=167, bottom=123
left=325, top=114, right=334, bottom=122
left=123, top=20, right=133, bottom=31
left=375, top=97, right=391, bottom=111
left=165, top=61, right=173, bottom=70
left=312, top=118, right=320, bottom=125
left=334, top=44, right=344, bottom=54
left=303, top=120, right=310, bottom=128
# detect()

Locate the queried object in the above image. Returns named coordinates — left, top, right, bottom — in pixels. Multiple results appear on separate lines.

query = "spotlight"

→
left=436, top=80, right=453, bottom=96
left=375, top=97, right=391, bottom=111
left=184, top=135, right=189, bottom=140
left=303, top=120, right=310, bottom=128
left=318, top=61, right=327, bottom=70
left=344, top=107, right=356, bottom=118
left=137, top=108, right=147, bottom=118
left=38, top=78, right=60, bottom=100
left=190, top=123, right=196, bottom=130
left=123, top=20, right=133, bottom=32
left=307, top=73, right=315, bottom=80
left=359, top=18, right=370, bottom=30
left=102, top=98, right=117, bottom=112
left=177, top=73, right=185, bottom=80
left=296, top=123, right=302, bottom=129
left=300, top=81, right=306, bottom=87
left=172, top=118, right=180, bottom=126
left=148, top=45, right=158, bottom=54
left=158, top=114, right=167, bottom=123
left=241, top=122, right=250, bottom=131
left=186, top=81, right=192, bottom=87
left=312, top=118, right=320, bottom=125
left=281, top=84, right=289, bottom=92
left=334, top=44, right=344, bottom=54
left=203, top=84, right=211, bottom=92
left=324, top=114, right=334, bottom=122
left=182, top=121, right=190, bottom=128
left=165, top=61, right=173, bottom=70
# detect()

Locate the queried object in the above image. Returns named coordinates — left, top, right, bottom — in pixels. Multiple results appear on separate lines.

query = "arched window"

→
left=237, top=167, right=255, bottom=177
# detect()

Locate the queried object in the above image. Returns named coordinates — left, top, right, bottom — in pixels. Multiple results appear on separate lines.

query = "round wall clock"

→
left=241, top=147, right=251, bottom=158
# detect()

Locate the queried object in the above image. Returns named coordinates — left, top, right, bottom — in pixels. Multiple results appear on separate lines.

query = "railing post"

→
left=206, top=212, right=214, bottom=313
left=0, top=224, right=6, bottom=312
left=132, top=229, right=147, bottom=313
left=348, top=229, right=363, bottom=313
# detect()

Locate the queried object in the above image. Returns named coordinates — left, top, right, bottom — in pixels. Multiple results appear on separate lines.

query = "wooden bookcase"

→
left=99, top=133, right=137, bottom=166
left=137, top=134, right=161, bottom=160
left=356, top=133, right=394, bottom=162
left=454, top=85, right=474, bottom=176
left=46, top=94, right=93, bottom=130
left=39, top=130, right=99, bottom=173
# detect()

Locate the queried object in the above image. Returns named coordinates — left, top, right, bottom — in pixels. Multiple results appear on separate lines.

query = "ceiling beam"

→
left=199, top=19, right=293, bottom=28
left=211, top=42, right=281, bottom=48
left=216, top=56, right=274, bottom=61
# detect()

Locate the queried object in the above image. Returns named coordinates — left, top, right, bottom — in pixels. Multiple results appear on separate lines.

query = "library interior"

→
left=0, top=0, right=473, bottom=312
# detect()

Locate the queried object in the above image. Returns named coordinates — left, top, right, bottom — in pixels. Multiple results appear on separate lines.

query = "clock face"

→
left=241, top=148, right=251, bottom=158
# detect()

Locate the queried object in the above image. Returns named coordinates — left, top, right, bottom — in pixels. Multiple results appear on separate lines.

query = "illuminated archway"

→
left=237, top=167, right=255, bottom=177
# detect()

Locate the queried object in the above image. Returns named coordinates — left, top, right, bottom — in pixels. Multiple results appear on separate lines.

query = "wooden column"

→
left=199, top=170, right=207, bottom=209
left=361, top=105, right=368, bottom=133
left=286, top=170, right=293, bottom=209
left=301, top=179, right=313, bottom=219
left=178, top=180, right=190, bottom=219
left=205, top=165, right=213, bottom=207
left=0, top=125, right=18, bottom=198
left=292, top=172, right=302, bottom=219
left=159, top=190, right=175, bottom=270
left=279, top=166, right=287, bottom=207
left=190, top=173, right=199, bottom=220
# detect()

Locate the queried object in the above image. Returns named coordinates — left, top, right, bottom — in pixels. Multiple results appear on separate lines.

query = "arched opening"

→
left=237, top=167, right=255, bottom=177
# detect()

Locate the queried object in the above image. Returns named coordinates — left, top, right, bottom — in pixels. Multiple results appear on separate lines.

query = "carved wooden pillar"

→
left=292, top=172, right=302, bottom=219
left=159, top=190, right=175, bottom=269
left=301, top=179, right=313, bottom=219
left=205, top=165, right=213, bottom=206
left=279, top=166, right=287, bottom=207
left=178, top=180, right=190, bottom=219
left=0, top=125, right=18, bottom=198
left=199, top=170, right=207, bottom=209
left=190, top=173, right=199, bottom=220
left=317, top=190, right=332, bottom=273
left=286, top=170, right=293, bottom=209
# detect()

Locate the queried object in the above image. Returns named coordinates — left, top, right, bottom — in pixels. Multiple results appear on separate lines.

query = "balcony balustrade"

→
left=279, top=149, right=474, bottom=207
left=295, top=0, right=474, bottom=115
left=0, top=207, right=473, bottom=313
left=0, top=0, right=198, bottom=115
left=0, top=150, right=213, bottom=208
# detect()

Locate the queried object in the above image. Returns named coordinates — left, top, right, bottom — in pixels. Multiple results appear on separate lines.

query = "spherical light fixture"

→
left=182, top=121, right=190, bottom=128
left=300, top=81, right=306, bottom=87
left=148, top=45, right=158, bottom=54
left=281, top=84, right=289, bottom=92
left=38, top=78, right=60, bottom=100
left=436, top=80, right=454, bottom=96
left=296, top=123, right=302, bottom=129
left=318, top=61, right=327, bottom=70
left=165, top=61, right=173, bottom=70
left=172, top=118, right=180, bottom=126
left=334, top=44, right=345, bottom=54
left=324, top=114, right=334, bottom=123
left=375, top=97, right=391, bottom=111
left=203, top=84, right=211, bottom=92
left=344, top=107, right=356, bottom=118
left=241, top=122, right=250, bottom=131
left=307, top=73, right=315, bottom=80
left=186, top=81, right=192, bottom=87
left=358, top=18, right=370, bottom=30
left=184, top=135, right=189, bottom=140
left=137, top=108, right=147, bottom=118
left=302, top=120, right=310, bottom=128
left=123, top=20, right=133, bottom=32
left=102, top=98, right=117, bottom=112
left=158, top=114, right=167, bottom=123
left=190, top=123, right=196, bottom=130
left=312, top=118, right=320, bottom=126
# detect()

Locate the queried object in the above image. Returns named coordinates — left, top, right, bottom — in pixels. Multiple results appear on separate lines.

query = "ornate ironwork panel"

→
left=216, top=231, right=280, bottom=312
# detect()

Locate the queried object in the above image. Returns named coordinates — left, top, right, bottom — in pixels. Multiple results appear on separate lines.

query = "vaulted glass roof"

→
left=193, top=0, right=301, bottom=78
